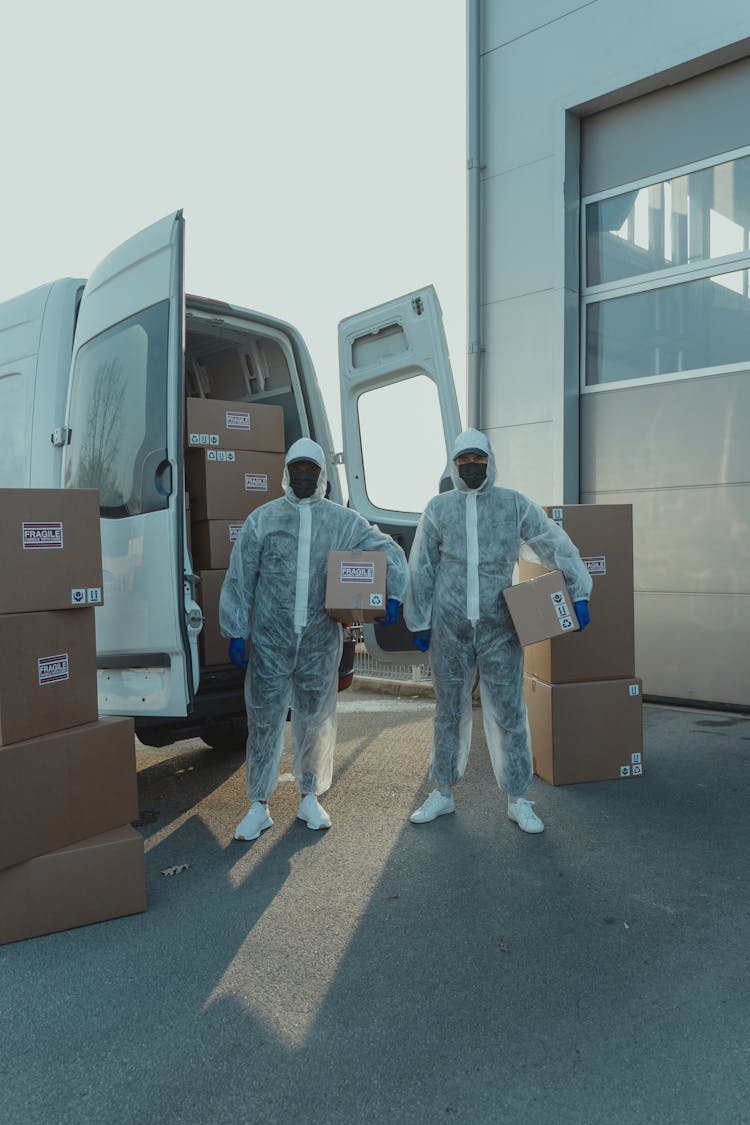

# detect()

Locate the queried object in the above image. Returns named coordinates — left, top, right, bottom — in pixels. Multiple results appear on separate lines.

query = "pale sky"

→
left=2, top=0, right=467, bottom=512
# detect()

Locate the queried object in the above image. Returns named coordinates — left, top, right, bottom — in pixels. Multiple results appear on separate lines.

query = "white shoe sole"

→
left=410, top=803, right=455, bottom=824
left=234, top=815, right=273, bottom=841
left=507, top=813, right=544, bottom=834
left=296, top=813, right=331, bottom=831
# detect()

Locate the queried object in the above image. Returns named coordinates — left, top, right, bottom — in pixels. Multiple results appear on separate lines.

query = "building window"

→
left=582, top=148, right=750, bottom=389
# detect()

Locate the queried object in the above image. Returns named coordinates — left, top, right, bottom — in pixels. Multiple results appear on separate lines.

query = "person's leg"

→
left=410, top=619, right=475, bottom=823
left=476, top=626, right=542, bottom=833
left=244, top=640, right=294, bottom=800
left=289, top=624, right=342, bottom=828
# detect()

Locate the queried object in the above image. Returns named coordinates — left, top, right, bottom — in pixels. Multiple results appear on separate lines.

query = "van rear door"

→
left=338, top=285, right=461, bottom=658
left=62, top=211, right=197, bottom=717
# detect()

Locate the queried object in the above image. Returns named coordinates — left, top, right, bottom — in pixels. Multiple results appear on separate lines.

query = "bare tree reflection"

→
left=74, top=359, right=126, bottom=506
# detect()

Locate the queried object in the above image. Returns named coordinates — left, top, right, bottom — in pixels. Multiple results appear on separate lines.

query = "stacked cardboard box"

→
left=518, top=505, right=644, bottom=785
left=0, top=489, right=145, bottom=945
left=184, top=396, right=285, bottom=666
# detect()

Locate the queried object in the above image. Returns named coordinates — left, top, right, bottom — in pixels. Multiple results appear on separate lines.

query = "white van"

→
left=0, top=210, right=461, bottom=749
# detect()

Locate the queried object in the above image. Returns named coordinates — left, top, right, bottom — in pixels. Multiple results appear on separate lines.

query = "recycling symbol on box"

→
left=369, top=593, right=384, bottom=608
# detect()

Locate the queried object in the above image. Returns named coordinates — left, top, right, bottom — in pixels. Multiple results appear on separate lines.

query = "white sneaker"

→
left=410, top=789, right=455, bottom=824
left=507, top=797, right=544, bottom=834
left=234, top=801, right=273, bottom=841
left=297, top=793, right=332, bottom=830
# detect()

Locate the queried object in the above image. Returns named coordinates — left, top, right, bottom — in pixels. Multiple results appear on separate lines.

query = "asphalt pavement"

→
left=1, top=686, right=749, bottom=1125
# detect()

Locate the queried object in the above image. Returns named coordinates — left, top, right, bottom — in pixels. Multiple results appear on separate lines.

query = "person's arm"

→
left=517, top=496, right=593, bottom=604
left=403, top=504, right=441, bottom=634
left=219, top=514, right=262, bottom=641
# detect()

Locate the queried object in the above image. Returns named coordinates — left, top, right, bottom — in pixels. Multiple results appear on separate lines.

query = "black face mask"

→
left=288, top=464, right=321, bottom=499
left=458, top=462, right=487, bottom=490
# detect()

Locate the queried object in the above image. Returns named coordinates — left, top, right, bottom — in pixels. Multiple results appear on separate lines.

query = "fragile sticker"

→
left=189, top=432, right=219, bottom=446
left=208, top=449, right=236, bottom=462
left=226, top=411, right=251, bottom=430
left=87, top=587, right=102, bottom=604
left=22, top=521, right=64, bottom=549
left=619, top=765, right=631, bottom=777
left=229, top=523, right=243, bottom=542
left=583, top=556, right=606, bottom=576
left=38, top=652, right=69, bottom=685
left=71, top=588, right=86, bottom=606
left=341, top=562, right=375, bottom=584
left=369, top=593, right=384, bottom=608
left=245, top=473, right=268, bottom=491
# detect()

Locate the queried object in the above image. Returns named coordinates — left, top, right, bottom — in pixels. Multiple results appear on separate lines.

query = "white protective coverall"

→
left=219, top=438, right=408, bottom=801
left=404, top=429, right=592, bottom=796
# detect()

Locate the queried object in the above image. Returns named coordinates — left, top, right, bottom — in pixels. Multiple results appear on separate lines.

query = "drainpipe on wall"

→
left=467, top=0, right=482, bottom=430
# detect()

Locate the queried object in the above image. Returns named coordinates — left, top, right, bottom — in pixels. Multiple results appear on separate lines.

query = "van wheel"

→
left=199, top=725, right=247, bottom=753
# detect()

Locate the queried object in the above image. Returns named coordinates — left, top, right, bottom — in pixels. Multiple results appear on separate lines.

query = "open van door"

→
left=62, top=211, right=199, bottom=718
left=338, top=285, right=461, bottom=658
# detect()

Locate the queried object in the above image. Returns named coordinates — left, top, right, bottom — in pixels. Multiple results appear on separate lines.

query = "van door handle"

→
left=154, top=459, right=173, bottom=497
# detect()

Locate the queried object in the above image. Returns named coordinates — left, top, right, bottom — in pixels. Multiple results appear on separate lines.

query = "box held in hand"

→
left=325, top=550, right=388, bottom=624
left=524, top=674, right=644, bottom=785
left=0, top=488, right=103, bottom=614
left=0, top=717, right=138, bottom=871
left=0, top=609, right=99, bottom=746
left=0, top=826, right=146, bottom=946
left=503, top=570, right=579, bottom=646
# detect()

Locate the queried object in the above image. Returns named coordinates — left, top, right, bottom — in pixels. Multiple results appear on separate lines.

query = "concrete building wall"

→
left=474, top=0, right=750, bottom=706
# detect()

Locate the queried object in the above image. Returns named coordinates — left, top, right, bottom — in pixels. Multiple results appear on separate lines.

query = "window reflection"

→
left=587, top=154, right=750, bottom=286
left=586, top=270, right=750, bottom=385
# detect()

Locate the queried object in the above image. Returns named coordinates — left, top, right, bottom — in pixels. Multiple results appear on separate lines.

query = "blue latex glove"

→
left=376, top=598, right=401, bottom=626
left=574, top=600, right=590, bottom=631
left=229, top=637, right=248, bottom=669
left=412, top=630, right=431, bottom=653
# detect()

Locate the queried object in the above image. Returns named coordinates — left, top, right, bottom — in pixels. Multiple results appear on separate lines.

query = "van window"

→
left=65, top=301, right=169, bottom=517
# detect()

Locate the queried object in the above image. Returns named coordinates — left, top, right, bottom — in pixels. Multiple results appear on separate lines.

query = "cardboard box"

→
left=191, top=520, right=245, bottom=570
left=0, top=717, right=138, bottom=870
left=524, top=674, right=644, bottom=785
left=196, top=569, right=230, bottom=666
left=0, top=826, right=146, bottom=946
left=519, top=504, right=635, bottom=683
left=325, top=550, right=388, bottom=624
left=186, top=448, right=285, bottom=521
left=185, top=396, right=285, bottom=453
left=0, top=488, right=103, bottom=613
left=0, top=609, right=98, bottom=746
left=503, top=570, right=580, bottom=646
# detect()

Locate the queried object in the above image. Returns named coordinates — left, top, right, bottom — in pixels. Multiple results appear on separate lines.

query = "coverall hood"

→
left=283, top=438, right=328, bottom=502
left=449, top=428, right=497, bottom=493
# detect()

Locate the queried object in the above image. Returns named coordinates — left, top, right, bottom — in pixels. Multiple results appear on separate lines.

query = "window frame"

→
left=581, top=143, right=750, bottom=394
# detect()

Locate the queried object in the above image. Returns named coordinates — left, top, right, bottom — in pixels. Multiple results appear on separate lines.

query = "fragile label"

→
left=22, top=521, right=64, bottom=549
left=189, top=432, right=220, bottom=446
left=369, top=593, right=384, bottom=608
left=341, top=562, right=375, bottom=584
left=226, top=411, right=251, bottom=430
left=245, top=473, right=268, bottom=491
left=619, top=765, right=631, bottom=777
left=38, top=652, right=69, bottom=685
left=583, top=556, right=606, bottom=576
left=208, top=449, right=236, bottom=462
left=550, top=590, right=575, bottom=631
left=71, top=588, right=86, bottom=606
left=229, top=523, right=243, bottom=542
